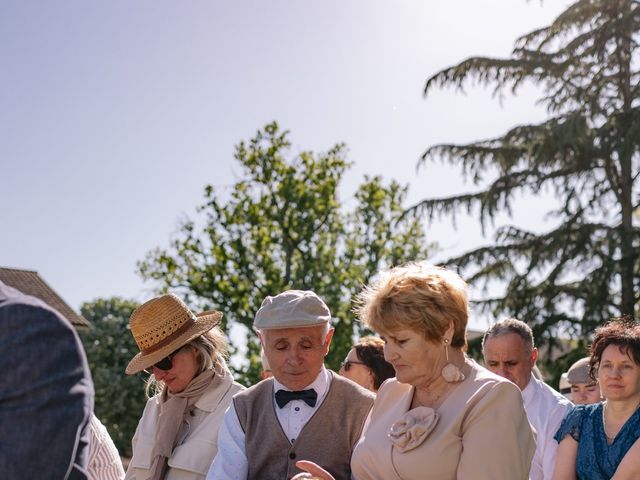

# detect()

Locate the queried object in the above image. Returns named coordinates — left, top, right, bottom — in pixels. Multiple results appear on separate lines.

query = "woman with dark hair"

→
left=552, top=317, right=640, bottom=480
left=339, top=336, right=395, bottom=392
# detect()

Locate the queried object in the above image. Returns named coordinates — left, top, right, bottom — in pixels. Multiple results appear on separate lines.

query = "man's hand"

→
left=291, top=460, right=335, bottom=480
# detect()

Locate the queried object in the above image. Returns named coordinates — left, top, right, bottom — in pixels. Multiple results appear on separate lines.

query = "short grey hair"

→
left=482, top=318, right=535, bottom=352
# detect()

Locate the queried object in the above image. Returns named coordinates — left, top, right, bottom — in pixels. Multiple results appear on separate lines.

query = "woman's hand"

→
left=291, top=461, right=335, bottom=480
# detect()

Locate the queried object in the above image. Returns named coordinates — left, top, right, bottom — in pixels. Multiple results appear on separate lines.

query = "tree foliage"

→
left=412, top=0, right=640, bottom=376
left=80, top=297, right=145, bottom=456
left=138, top=122, right=433, bottom=385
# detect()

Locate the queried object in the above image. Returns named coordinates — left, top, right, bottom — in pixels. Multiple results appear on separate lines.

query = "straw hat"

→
left=125, top=293, right=222, bottom=374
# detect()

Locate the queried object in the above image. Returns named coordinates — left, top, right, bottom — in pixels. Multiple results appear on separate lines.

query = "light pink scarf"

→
left=147, top=369, right=216, bottom=480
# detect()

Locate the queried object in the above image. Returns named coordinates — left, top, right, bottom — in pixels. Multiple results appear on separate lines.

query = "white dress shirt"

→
left=206, top=368, right=331, bottom=480
left=522, top=376, right=572, bottom=480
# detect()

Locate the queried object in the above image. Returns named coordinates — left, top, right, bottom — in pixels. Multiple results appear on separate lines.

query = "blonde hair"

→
left=145, top=327, right=229, bottom=397
left=356, top=262, right=468, bottom=349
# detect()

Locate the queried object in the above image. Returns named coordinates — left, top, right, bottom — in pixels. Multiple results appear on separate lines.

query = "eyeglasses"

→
left=340, top=359, right=367, bottom=372
left=143, top=346, right=185, bottom=374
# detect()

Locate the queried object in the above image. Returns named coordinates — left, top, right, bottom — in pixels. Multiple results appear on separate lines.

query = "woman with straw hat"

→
left=123, top=293, right=244, bottom=480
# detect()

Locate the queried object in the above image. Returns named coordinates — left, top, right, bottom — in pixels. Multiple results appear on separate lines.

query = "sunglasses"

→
left=340, top=359, right=367, bottom=372
left=143, top=346, right=185, bottom=374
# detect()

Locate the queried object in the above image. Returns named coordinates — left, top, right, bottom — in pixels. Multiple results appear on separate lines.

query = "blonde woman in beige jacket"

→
left=123, top=294, right=244, bottom=480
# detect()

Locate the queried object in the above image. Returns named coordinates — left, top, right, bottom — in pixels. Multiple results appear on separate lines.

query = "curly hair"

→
left=589, top=316, right=640, bottom=381
left=356, top=262, right=468, bottom=349
left=353, top=336, right=396, bottom=390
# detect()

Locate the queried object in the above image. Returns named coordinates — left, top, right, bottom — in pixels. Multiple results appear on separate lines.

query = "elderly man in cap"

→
left=207, top=290, right=375, bottom=480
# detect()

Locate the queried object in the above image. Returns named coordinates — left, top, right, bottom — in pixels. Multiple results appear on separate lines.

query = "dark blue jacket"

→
left=0, top=281, right=94, bottom=479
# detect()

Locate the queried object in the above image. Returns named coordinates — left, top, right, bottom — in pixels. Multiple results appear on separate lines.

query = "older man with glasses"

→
left=207, top=290, right=375, bottom=480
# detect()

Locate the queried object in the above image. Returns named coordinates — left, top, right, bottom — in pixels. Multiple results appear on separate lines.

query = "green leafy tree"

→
left=80, top=297, right=145, bottom=456
left=138, top=122, right=433, bottom=385
left=412, top=0, right=639, bottom=377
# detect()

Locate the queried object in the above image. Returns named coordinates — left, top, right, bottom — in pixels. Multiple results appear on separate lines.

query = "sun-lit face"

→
left=570, top=382, right=601, bottom=405
left=483, top=333, right=536, bottom=391
left=597, top=345, right=640, bottom=402
left=150, top=346, right=200, bottom=393
left=260, top=325, right=333, bottom=391
left=339, top=348, right=375, bottom=391
left=379, top=328, right=442, bottom=388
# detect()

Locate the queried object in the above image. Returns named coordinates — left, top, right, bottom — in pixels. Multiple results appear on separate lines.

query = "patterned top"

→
left=88, top=414, right=125, bottom=480
left=554, top=403, right=640, bottom=480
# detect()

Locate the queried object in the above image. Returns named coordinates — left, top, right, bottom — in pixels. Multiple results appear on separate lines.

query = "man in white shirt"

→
left=482, top=318, right=572, bottom=480
left=207, top=290, right=374, bottom=480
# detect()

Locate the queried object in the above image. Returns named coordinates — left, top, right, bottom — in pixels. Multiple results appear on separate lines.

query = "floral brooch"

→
left=388, top=406, right=439, bottom=453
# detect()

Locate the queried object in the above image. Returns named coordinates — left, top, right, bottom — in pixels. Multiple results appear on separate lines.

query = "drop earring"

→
left=441, top=338, right=465, bottom=382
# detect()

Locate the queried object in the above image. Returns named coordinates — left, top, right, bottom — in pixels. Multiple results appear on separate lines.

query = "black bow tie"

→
left=275, top=388, right=318, bottom=408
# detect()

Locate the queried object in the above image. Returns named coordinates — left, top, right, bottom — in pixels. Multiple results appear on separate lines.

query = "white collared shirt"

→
left=522, top=376, right=572, bottom=480
left=206, top=368, right=331, bottom=480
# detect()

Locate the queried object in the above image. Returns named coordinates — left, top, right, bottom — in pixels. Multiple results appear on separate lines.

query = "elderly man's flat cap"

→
left=254, top=290, right=331, bottom=330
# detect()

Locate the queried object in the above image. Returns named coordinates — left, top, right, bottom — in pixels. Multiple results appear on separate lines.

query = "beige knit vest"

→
left=234, top=371, right=375, bottom=480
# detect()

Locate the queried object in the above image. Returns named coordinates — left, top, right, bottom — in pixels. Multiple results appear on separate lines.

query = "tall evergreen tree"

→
left=412, top=0, right=639, bottom=369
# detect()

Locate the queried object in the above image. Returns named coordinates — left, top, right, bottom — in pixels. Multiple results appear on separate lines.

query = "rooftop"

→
left=0, top=267, right=90, bottom=328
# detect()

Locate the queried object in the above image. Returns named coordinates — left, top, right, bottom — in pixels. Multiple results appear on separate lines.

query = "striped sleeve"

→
left=87, top=414, right=125, bottom=480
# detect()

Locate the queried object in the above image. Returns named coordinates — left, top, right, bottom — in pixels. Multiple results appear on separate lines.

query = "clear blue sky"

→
left=1, top=1, right=569, bottom=325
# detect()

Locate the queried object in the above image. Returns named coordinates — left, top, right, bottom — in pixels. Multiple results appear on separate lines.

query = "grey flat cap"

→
left=567, top=357, right=592, bottom=385
left=254, top=290, right=331, bottom=330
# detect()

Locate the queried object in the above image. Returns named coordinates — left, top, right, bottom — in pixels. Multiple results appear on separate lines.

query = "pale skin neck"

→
left=605, top=393, right=640, bottom=422
left=413, top=348, right=467, bottom=409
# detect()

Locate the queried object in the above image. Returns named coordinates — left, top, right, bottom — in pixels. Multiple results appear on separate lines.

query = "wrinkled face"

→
left=597, top=345, right=640, bottom=402
left=483, top=333, right=536, bottom=391
left=570, top=383, right=601, bottom=405
left=339, top=348, right=374, bottom=391
left=150, top=346, right=200, bottom=393
left=261, top=325, right=333, bottom=391
left=380, top=328, right=442, bottom=388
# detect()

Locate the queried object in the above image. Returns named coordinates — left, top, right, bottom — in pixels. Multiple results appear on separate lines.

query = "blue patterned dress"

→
left=553, top=403, right=640, bottom=480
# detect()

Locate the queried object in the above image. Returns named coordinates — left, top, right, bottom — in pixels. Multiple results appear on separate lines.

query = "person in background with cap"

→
left=207, top=289, right=375, bottom=480
left=124, top=293, right=244, bottom=480
left=564, top=357, right=602, bottom=405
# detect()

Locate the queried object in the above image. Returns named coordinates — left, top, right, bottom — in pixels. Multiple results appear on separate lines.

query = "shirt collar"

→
left=521, top=376, right=537, bottom=403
